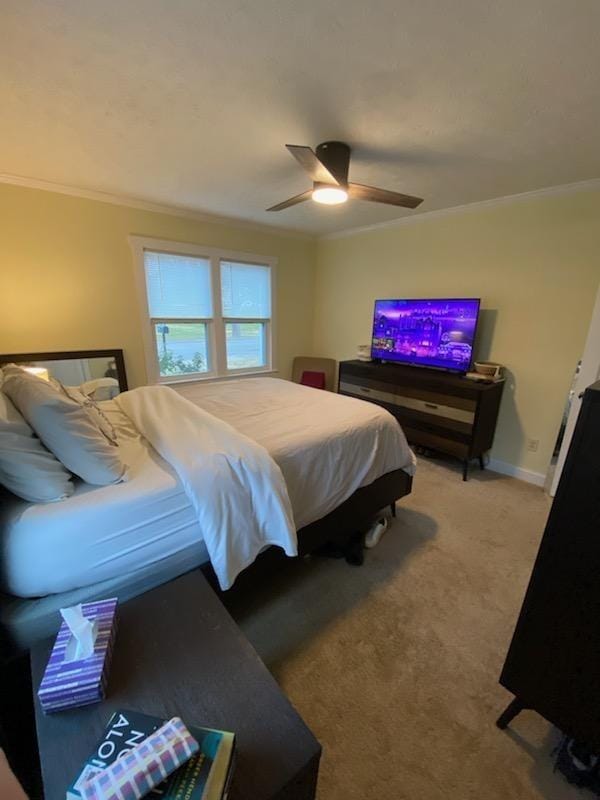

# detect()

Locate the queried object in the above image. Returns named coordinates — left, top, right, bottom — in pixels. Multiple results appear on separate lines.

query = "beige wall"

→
left=0, top=183, right=316, bottom=388
left=314, top=189, right=600, bottom=478
left=3, top=179, right=599, bottom=480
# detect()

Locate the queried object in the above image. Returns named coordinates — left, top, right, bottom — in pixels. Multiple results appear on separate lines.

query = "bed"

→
left=0, top=350, right=414, bottom=652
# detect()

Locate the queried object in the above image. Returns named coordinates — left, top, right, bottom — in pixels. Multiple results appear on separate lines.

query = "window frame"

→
left=130, top=236, right=277, bottom=384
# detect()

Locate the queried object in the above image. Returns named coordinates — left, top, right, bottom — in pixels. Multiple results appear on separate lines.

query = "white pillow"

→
left=80, top=377, right=120, bottom=402
left=53, top=381, right=118, bottom=445
left=3, top=370, right=126, bottom=486
left=0, top=390, right=74, bottom=503
left=1, top=363, right=26, bottom=378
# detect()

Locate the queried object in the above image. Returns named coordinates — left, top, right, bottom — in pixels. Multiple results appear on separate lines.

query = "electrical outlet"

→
left=527, top=438, right=539, bottom=453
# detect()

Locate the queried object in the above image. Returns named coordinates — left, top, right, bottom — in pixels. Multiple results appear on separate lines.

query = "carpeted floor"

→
left=228, top=456, right=591, bottom=800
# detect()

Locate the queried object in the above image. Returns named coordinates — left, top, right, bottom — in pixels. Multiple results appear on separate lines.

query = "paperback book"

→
left=66, top=709, right=235, bottom=800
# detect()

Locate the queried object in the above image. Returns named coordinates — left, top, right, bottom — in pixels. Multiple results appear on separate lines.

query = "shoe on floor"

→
left=365, top=517, right=388, bottom=549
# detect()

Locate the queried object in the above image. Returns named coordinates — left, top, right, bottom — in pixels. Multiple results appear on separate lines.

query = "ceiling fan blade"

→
left=266, top=189, right=313, bottom=212
left=348, top=183, right=423, bottom=209
left=286, top=145, right=340, bottom=185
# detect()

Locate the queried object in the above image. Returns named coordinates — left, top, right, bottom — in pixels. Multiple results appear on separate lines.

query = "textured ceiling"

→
left=2, top=0, right=600, bottom=235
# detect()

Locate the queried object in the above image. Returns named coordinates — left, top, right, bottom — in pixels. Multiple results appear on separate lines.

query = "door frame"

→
left=550, top=283, right=600, bottom=496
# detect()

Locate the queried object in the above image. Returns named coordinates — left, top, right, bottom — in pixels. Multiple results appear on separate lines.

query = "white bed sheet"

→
left=2, top=378, right=415, bottom=599
left=0, top=410, right=209, bottom=598
left=176, top=378, right=416, bottom=529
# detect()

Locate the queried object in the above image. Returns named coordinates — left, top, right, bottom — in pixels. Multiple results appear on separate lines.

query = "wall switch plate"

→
left=527, top=438, right=540, bottom=452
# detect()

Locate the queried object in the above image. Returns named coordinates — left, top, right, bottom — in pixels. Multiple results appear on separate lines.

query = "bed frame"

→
left=200, top=466, right=413, bottom=598
left=0, top=349, right=413, bottom=655
left=296, top=468, right=411, bottom=554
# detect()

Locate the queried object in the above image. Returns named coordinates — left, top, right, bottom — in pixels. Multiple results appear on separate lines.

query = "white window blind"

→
left=220, top=261, right=271, bottom=319
left=133, top=238, right=275, bottom=382
left=145, top=251, right=212, bottom=318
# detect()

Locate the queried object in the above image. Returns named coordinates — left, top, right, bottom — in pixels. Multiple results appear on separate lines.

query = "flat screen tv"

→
left=371, top=297, right=481, bottom=373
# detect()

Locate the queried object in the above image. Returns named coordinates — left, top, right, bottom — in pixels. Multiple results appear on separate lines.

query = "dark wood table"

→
left=30, top=570, right=321, bottom=800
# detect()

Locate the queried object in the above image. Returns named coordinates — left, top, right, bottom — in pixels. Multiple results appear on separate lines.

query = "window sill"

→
left=160, top=369, right=279, bottom=386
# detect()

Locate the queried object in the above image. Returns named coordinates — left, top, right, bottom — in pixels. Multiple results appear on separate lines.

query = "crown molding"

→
left=0, top=173, right=314, bottom=241
left=3, top=171, right=599, bottom=243
left=319, top=177, right=600, bottom=241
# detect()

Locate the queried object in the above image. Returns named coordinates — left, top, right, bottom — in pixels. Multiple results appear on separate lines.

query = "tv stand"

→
left=339, top=360, right=504, bottom=481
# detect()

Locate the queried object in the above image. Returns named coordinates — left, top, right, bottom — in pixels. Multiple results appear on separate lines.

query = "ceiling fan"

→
left=266, top=141, right=424, bottom=212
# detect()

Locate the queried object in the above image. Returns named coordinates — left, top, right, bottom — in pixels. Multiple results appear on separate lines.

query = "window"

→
left=145, top=252, right=212, bottom=379
left=131, top=238, right=275, bottom=382
left=221, top=261, right=271, bottom=371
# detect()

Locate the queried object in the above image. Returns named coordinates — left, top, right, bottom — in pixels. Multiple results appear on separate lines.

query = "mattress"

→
left=1, top=378, right=414, bottom=601
left=175, top=377, right=416, bottom=529
left=1, top=542, right=206, bottom=652
left=0, top=406, right=209, bottom=599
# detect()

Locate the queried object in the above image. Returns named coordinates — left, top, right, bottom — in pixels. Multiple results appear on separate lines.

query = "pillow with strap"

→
left=51, top=381, right=118, bottom=445
left=0, top=390, right=74, bottom=503
left=3, top=370, right=126, bottom=486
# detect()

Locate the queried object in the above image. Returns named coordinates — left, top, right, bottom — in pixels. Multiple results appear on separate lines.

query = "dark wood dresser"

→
left=338, top=359, right=504, bottom=480
left=30, top=570, right=321, bottom=800
left=497, top=381, right=600, bottom=747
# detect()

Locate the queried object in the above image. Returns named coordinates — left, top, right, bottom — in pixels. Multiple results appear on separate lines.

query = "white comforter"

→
left=176, top=378, right=416, bottom=529
left=116, top=385, right=296, bottom=590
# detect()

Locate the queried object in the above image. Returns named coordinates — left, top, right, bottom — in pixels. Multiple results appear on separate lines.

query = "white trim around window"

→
left=129, top=236, right=277, bottom=384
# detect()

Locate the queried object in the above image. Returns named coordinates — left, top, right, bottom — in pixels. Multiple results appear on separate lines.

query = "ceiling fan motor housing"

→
left=315, top=141, right=351, bottom=186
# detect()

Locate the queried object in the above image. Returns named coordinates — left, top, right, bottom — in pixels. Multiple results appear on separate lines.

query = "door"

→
left=550, top=284, right=600, bottom=496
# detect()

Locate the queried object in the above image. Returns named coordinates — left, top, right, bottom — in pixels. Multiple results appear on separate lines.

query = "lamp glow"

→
left=312, top=186, right=348, bottom=205
left=23, top=366, right=50, bottom=381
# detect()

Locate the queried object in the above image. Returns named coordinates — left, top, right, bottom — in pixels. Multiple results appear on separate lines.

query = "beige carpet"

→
left=230, top=458, right=589, bottom=800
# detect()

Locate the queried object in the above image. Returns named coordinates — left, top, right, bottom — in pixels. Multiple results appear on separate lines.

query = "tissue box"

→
left=37, top=598, right=118, bottom=714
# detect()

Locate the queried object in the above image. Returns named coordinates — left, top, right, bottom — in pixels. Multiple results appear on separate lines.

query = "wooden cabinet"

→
left=338, top=360, right=504, bottom=480
left=497, top=381, right=600, bottom=747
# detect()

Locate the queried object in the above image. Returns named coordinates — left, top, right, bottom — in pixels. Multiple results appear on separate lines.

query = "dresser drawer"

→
left=340, top=382, right=475, bottom=425
left=339, top=381, right=395, bottom=405
left=395, top=394, right=475, bottom=425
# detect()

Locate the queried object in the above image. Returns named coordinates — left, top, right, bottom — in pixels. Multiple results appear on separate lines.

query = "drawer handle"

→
left=360, top=387, right=371, bottom=393
left=424, top=402, right=438, bottom=409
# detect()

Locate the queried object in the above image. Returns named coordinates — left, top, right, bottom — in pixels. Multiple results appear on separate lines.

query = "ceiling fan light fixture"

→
left=312, top=186, right=348, bottom=205
left=265, top=142, right=423, bottom=212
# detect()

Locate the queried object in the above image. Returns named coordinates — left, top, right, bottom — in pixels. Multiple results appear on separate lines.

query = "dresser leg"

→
left=462, top=460, right=469, bottom=481
left=390, top=502, right=396, bottom=518
left=479, top=454, right=485, bottom=470
left=496, top=697, right=526, bottom=729
left=0, top=653, right=43, bottom=799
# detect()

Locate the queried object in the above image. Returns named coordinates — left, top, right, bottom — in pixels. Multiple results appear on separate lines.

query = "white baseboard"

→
left=488, top=458, right=546, bottom=487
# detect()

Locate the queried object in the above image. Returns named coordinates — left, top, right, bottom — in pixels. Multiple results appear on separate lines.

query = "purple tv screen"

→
left=371, top=298, right=480, bottom=372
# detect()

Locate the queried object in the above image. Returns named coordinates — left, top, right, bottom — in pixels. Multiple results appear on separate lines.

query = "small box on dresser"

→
left=37, top=598, right=118, bottom=713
